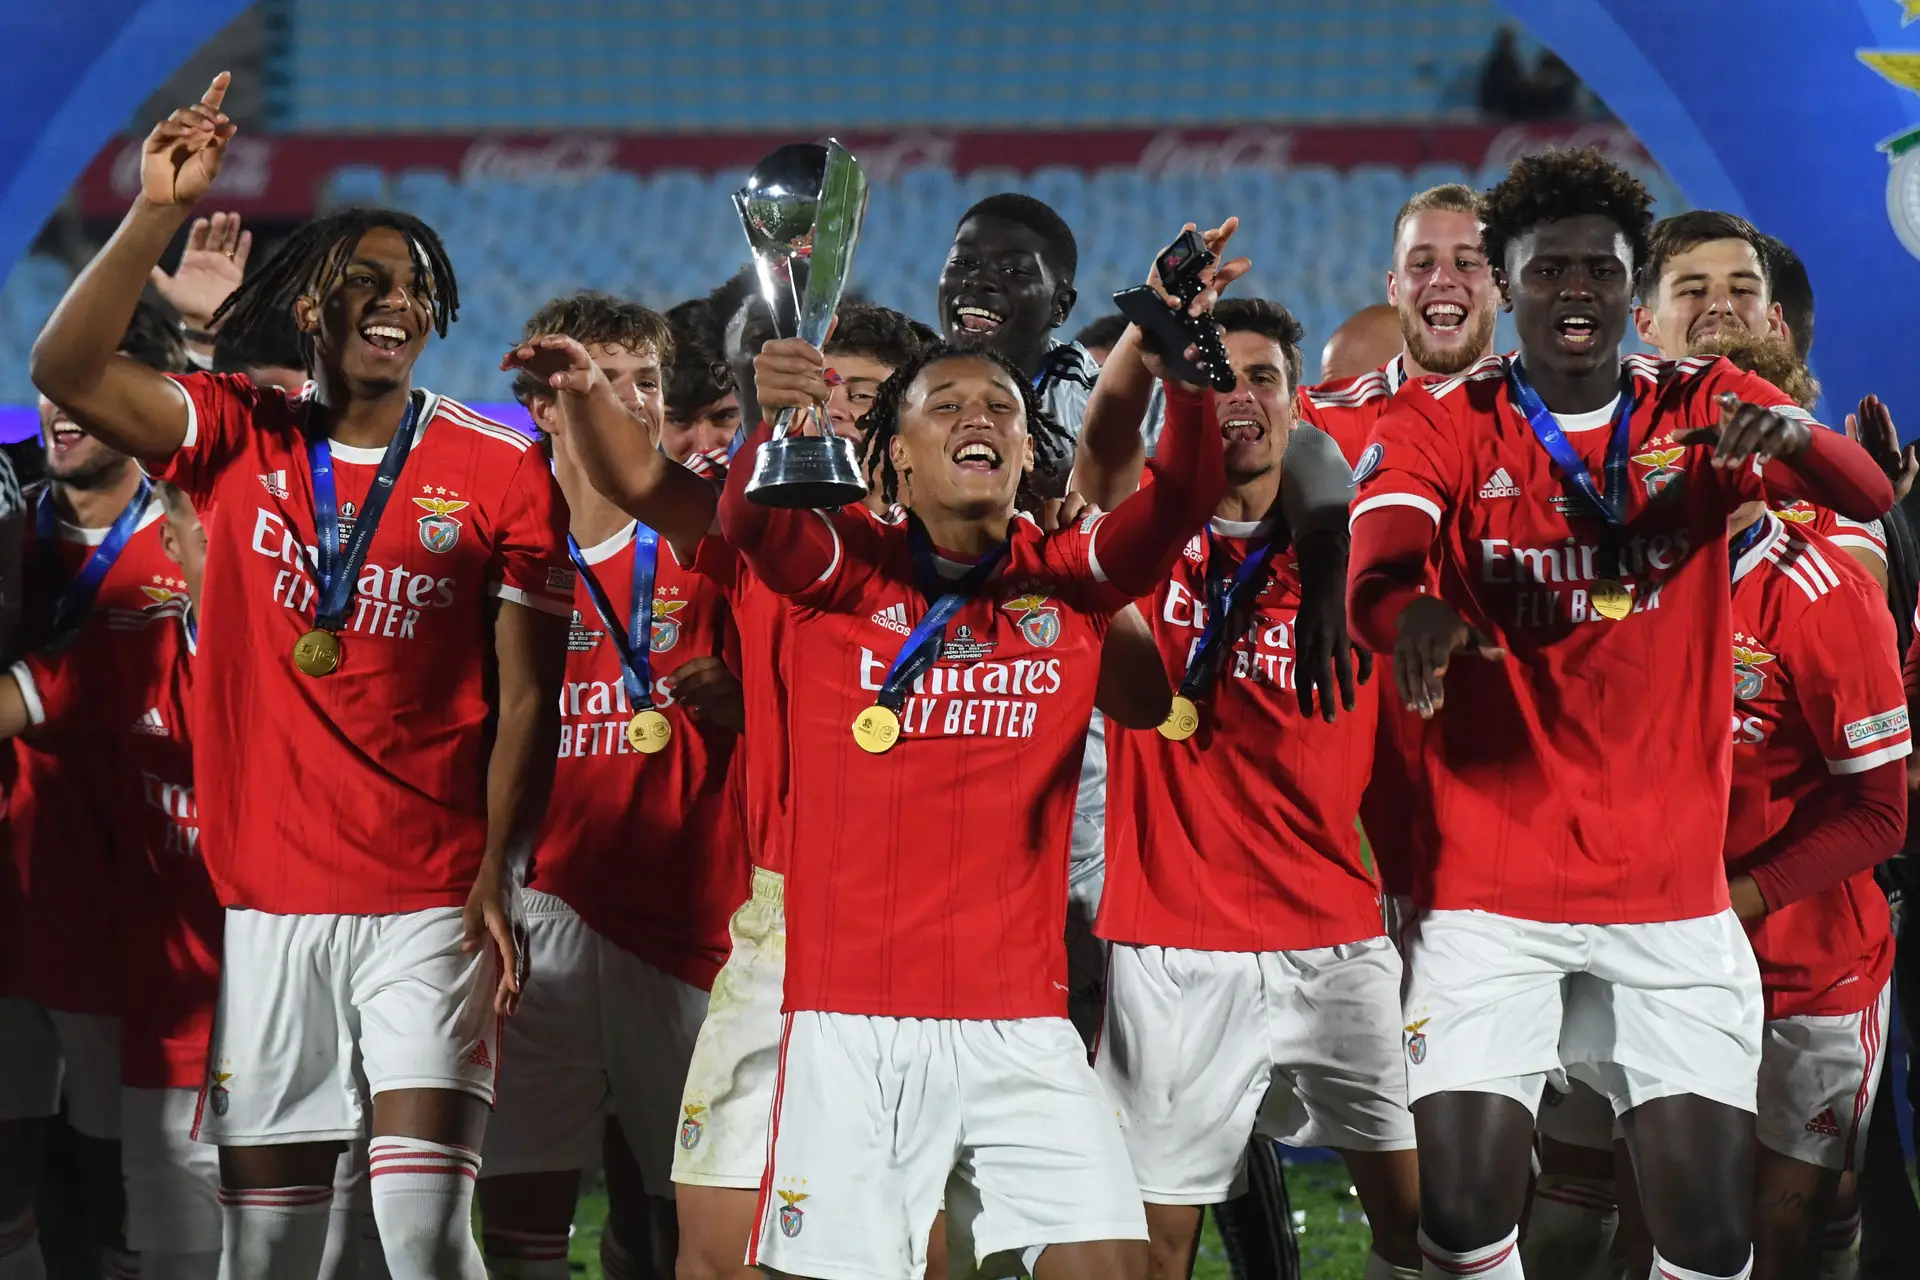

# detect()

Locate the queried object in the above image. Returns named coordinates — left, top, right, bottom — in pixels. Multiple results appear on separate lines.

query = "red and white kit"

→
left=158, top=374, right=572, bottom=1144
left=1348, top=353, right=1888, bottom=1119
left=1728, top=514, right=1906, bottom=1171
left=486, top=520, right=748, bottom=1197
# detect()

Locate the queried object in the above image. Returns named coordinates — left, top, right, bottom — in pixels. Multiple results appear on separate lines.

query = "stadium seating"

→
left=0, top=159, right=1685, bottom=406
left=264, top=0, right=1507, bottom=132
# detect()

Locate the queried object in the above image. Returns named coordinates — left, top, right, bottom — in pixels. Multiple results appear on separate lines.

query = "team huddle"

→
left=0, top=69, right=1911, bottom=1280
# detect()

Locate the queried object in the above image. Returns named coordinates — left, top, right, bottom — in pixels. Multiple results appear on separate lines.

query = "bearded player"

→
left=32, top=74, right=573, bottom=1280
left=1347, top=148, right=1892, bottom=1280
left=480, top=293, right=749, bottom=1280
left=1073, top=283, right=1422, bottom=1280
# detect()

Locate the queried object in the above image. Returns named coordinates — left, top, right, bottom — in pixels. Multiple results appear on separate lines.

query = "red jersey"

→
left=1772, top=501, right=1886, bottom=572
left=780, top=507, right=1127, bottom=1019
left=727, top=570, right=793, bottom=877
left=2, top=499, right=183, bottom=1014
left=1352, top=353, right=1806, bottom=924
left=529, top=523, right=748, bottom=990
left=1728, top=514, right=1905, bottom=1019
left=1100, top=518, right=1382, bottom=952
left=158, top=376, right=574, bottom=914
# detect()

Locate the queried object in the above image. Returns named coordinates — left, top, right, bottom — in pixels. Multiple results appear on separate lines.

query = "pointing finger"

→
left=201, top=71, right=231, bottom=111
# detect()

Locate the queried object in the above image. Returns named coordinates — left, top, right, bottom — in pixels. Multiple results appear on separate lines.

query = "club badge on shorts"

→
left=679, top=1102, right=705, bottom=1150
left=208, top=1069, right=232, bottom=1116
left=777, top=1189, right=809, bottom=1237
left=1405, top=1018, right=1429, bottom=1066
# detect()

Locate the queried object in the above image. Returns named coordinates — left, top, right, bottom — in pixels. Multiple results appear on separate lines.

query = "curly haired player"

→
left=1347, top=148, right=1893, bottom=1280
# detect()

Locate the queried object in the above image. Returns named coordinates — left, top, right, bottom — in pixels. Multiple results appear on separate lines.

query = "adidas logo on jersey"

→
left=258, top=470, right=290, bottom=500
left=871, top=603, right=912, bottom=636
left=130, top=707, right=166, bottom=736
left=1478, top=468, right=1522, bottom=499
left=467, top=1039, right=493, bottom=1070
left=1805, top=1107, right=1840, bottom=1137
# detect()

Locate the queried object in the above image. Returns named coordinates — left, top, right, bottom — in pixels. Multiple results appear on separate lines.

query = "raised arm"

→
left=1680, top=393, right=1893, bottom=523
left=30, top=75, right=238, bottom=460
left=715, top=339, right=847, bottom=596
left=1090, top=380, right=1226, bottom=599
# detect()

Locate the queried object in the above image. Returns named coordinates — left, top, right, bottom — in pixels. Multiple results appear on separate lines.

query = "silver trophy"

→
left=734, top=140, right=872, bottom=508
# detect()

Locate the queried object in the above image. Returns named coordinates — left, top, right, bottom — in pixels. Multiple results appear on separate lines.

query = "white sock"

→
left=137, top=1252, right=221, bottom=1280
left=1649, top=1249, right=1753, bottom=1280
left=1819, top=1211, right=1860, bottom=1280
left=480, top=1228, right=570, bottom=1279
left=1522, top=1174, right=1618, bottom=1280
left=366, top=1137, right=484, bottom=1280
left=1363, top=1250, right=1424, bottom=1280
left=217, top=1185, right=333, bottom=1280
left=1420, top=1227, right=1523, bottom=1279
left=599, top=1224, right=640, bottom=1280
left=0, top=1209, right=44, bottom=1280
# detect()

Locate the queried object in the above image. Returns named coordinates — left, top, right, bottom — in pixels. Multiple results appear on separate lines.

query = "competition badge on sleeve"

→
left=735, top=140, right=873, bottom=509
left=567, top=525, right=673, bottom=755
left=296, top=393, right=425, bottom=675
left=1157, top=534, right=1277, bottom=740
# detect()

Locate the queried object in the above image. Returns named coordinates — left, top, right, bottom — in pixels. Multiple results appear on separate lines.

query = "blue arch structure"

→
left=1503, top=0, right=1920, bottom=430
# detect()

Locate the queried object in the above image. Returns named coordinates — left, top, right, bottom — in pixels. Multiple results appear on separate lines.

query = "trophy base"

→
left=746, top=434, right=869, bottom=510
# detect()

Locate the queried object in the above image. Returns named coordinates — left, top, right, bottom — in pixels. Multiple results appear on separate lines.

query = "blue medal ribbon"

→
left=308, top=394, right=424, bottom=632
left=1727, top=513, right=1771, bottom=580
left=1176, top=530, right=1278, bottom=700
left=567, top=524, right=661, bottom=711
left=873, top=519, right=1010, bottom=714
left=35, top=474, right=153, bottom=649
left=1506, top=360, right=1635, bottom=528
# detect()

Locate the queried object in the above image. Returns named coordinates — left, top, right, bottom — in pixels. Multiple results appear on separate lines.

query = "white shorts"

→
left=1757, top=981, right=1891, bottom=1172
left=1096, top=939, right=1414, bottom=1203
left=0, top=998, right=121, bottom=1139
left=752, top=1012, right=1146, bottom=1280
left=1402, top=909, right=1762, bottom=1119
left=123, top=1086, right=220, bottom=1252
left=193, top=907, right=498, bottom=1145
left=672, top=867, right=785, bottom=1190
left=484, top=891, right=709, bottom=1195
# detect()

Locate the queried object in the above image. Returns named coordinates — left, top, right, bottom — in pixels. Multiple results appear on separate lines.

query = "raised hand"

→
left=149, top=212, right=251, bottom=332
left=1846, top=394, right=1916, bottom=503
left=1676, top=393, right=1812, bottom=469
left=142, top=73, right=237, bottom=208
left=1393, top=595, right=1504, bottom=719
left=668, top=656, right=746, bottom=732
left=1038, top=491, right=1100, bottom=534
left=754, top=337, right=832, bottom=417
left=502, top=334, right=603, bottom=398
left=1147, top=217, right=1253, bottom=319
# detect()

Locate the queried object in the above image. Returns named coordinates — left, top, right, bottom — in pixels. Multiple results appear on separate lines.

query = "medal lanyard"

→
left=567, top=525, right=661, bottom=710
left=1727, top=513, right=1771, bottom=580
left=1507, top=360, right=1635, bottom=528
left=307, top=394, right=422, bottom=634
left=1175, top=531, right=1277, bottom=701
left=872, top=519, right=1009, bottom=715
left=36, top=475, right=153, bottom=642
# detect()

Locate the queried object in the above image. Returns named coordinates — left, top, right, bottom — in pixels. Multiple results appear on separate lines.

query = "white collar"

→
left=1730, top=511, right=1784, bottom=585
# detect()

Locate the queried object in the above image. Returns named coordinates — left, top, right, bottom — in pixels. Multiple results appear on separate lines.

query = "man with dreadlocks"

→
left=708, top=246, right=1228, bottom=1273
left=1346, top=148, right=1894, bottom=1280
left=31, top=74, right=575, bottom=1280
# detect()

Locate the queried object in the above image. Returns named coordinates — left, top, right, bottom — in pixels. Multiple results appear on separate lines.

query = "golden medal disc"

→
left=851, top=704, right=901, bottom=755
left=1158, top=694, right=1202, bottom=742
left=627, top=709, right=673, bottom=754
left=1590, top=578, right=1633, bottom=621
left=292, top=628, right=341, bottom=677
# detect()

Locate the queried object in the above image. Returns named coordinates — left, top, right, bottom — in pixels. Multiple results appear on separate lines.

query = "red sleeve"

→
left=1702, top=365, right=1893, bottom=521
left=488, top=444, right=575, bottom=618
left=717, top=420, right=882, bottom=604
left=1086, top=382, right=1225, bottom=598
left=9, top=648, right=130, bottom=735
left=1344, top=393, right=1457, bottom=653
left=157, top=372, right=262, bottom=503
left=1748, top=761, right=1906, bottom=910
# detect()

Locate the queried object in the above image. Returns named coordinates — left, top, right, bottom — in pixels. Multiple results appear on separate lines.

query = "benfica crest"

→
left=413, top=496, right=470, bottom=554
left=1631, top=447, right=1685, bottom=499
left=651, top=599, right=689, bottom=652
left=777, top=1189, right=809, bottom=1237
left=1732, top=641, right=1776, bottom=701
left=679, top=1102, right=705, bottom=1150
left=1404, top=1018, right=1430, bottom=1065
left=1002, top=593, right=1061, bottom=649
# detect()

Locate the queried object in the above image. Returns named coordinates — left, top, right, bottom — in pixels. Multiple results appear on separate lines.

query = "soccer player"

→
left=1318, top=304, right=1404, bottom=385
left=1074, top=292, right=1421, bottom=1280
left=30, top=74, right=574, bottom=1280
left=716, top=312, right=1226, bottom=1280
left=662, top=301, right=744, bottom=464
left=1347, top=148, right=1894, bottom=1280
left=1633, top=211, right=1890, bottom=588
left=0, top=301, right=191, bottom=1280
left=1074, top=314, right=1129, bottom=367
left=480, top=292, right=750, bottom=1280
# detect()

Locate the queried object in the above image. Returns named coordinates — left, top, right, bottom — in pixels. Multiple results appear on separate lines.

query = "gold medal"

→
left=1158, top=694, right=1202, bottom=741
left=292, top=628, right=341, bottom=677
left=851, top=704, right=901, bottom=754
left=626, top=709, right=672, bottom=754
left=1590, top=579, right=1633, bottom=621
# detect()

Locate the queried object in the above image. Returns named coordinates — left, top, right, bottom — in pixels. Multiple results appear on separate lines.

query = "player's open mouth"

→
left=359, top=323, right=410, bottom=355
left=1690, top=315, right=1742, bottom=341
left=1554, top=313, right=1598, bottom=350
left=954, top=305, right=1004, bottom=335
left=49, top=422, right=84, bottom=454
left=951, top=440, right=1004, bottom=473
left=1422, top=302, right=1467, bottom=335
left=1221, top=416, right=1264, bottom=444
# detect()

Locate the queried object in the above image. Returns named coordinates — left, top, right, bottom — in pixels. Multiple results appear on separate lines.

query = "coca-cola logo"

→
left=111, top=134, right=274, bottom=200
left=1137, top=128, right=1295, bottom=178
left=1481, top=124, right=1647, bottom=172
left=852, top=132, right=958, bottom=183
left=459, top=136, right=617, bottom=184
